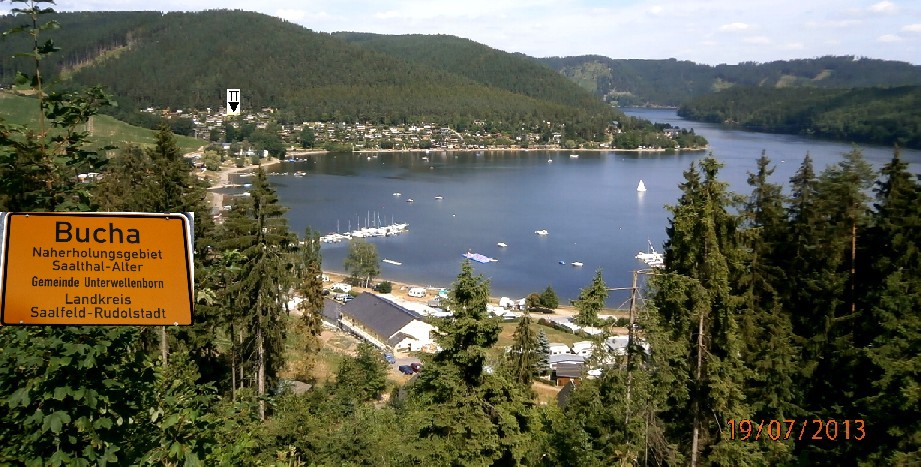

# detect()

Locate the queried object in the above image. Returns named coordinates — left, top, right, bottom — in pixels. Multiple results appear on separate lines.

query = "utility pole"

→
left=607, top=268, right=653, bottom=425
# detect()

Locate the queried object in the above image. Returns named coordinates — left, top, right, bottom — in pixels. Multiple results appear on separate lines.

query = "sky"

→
left=7, top=0, right=921, bottom=65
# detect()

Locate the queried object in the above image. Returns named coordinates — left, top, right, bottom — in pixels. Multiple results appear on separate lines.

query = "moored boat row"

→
left=320, top=222, right=409, bottom=243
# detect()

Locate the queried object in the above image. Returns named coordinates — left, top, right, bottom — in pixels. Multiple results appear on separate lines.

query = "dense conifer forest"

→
left=677, top=85, right=921, bottom=149
left=1, top=4, right=919, bottom=465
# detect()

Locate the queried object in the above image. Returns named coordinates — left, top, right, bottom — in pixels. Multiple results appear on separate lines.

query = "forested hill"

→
left=0, top=10, right=619, bottom=133
left=539, top=55, right=921, bottom=106
left=332, top=33, right=609, bottom=113
left=678, top=85, right=921, bottom=148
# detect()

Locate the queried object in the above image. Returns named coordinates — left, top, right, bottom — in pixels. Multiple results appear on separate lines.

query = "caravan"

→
left=407, top=287, right=427, bottom=298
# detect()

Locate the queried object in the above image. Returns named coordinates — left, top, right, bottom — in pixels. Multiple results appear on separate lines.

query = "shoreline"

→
left=319, top=270, right=598, bottom=317
left=204, top=151, right=327, bottom=210
left=351, top=146, right=708, bottom=154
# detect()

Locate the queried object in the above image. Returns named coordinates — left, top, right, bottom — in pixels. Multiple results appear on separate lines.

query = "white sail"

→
left=637, top=180, right=647, bottom=192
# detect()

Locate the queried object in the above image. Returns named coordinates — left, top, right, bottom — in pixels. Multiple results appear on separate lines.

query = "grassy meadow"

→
left=0, top=91, right=205, bottom=154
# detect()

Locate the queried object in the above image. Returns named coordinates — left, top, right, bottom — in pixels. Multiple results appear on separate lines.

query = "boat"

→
left=393, top=192, right=401, bottom=196
left=406, top=198, right=414, bottom=203
left=569, top=154, right=579, bottom=159
left=463, top=252, right=498, bottom=263
left=435, top=195, right=443, bottom=200
left=293, top=171, right=306, bottom=177
left=547, top=158, right=553, bottom=163
left=534, top=229, right=549, bottom=236
left=558, top=260, right=565, bottom=265
left=497, top=242, right=508, bottom=248
left=635, top=241, right=664, bottom=268
left=571, top=261, right=583, bottom=267
left=637, top=180, right=647, bottom=192
left=382, top=259, right=402, bottom=266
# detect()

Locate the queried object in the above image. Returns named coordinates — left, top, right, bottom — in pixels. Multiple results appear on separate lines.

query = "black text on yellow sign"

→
left=0, top=212, right=194, bottom=326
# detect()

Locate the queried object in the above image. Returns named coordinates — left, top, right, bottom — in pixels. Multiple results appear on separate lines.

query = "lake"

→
left=243, top=109, right=920, bottom=306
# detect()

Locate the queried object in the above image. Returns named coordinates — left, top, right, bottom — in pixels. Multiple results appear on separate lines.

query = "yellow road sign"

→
left=0, top=212, right=194, bottom=325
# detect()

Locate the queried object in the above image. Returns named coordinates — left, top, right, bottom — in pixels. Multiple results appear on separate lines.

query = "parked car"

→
left=383, top=353, right=396, bottom=364
left=410, top=362, right=423, bottom=373
left=398, top=365, right=414, bottom=375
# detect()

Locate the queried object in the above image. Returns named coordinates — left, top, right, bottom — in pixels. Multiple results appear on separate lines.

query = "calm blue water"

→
left=233, top=109, right=920, bottom=305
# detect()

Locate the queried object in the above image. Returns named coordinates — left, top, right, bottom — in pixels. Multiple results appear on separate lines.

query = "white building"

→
left=339, top=292, right=437, bottom=353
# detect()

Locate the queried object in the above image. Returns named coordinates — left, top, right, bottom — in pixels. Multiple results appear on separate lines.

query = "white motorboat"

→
left=569, top=154, right=579, bottom=158
left=382, top=259, right=402, bottom=266
left=571, top=261, right=584, bottom=267
left=497, top=242, right=508, bottom=247
left=635, top=241, right=664, bottom=268
left=534, top=229, right=549, bottom=236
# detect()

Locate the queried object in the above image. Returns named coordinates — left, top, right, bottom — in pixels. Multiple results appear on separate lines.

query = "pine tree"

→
left=654, top=157, right=754, bottom=465
left=508, top=312, right=539, bottom=386
left=405, top=261, right=534, bottom=465
left=295, top=227, right=325, bottom=373
left=218, top=167, right=297, bottom=420
left=859, top=148, right=921, bottom=463
left=738, top=153, right=797, bottom=462
left=335, top=342, right=388, bottom=402
left=572, top=269, right=607, bottom=327
left=536, top=330, right=551, bottom=376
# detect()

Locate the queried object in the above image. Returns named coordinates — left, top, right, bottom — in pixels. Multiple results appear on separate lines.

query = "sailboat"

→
left=636, top=180, right=647, bottom=192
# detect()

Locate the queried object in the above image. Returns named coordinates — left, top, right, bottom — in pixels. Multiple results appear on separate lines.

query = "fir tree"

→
left=218, top=167, right=297, bottom=420
left=655, top=157, right=754, bottom=465
left=536, top=330, right=551, bottom=376
left=859, top=148, right=921, bottom=463
left=295, top=227, right=325, bottom=375
left=406, top=261, right=535, bottom=465
left=572, top=269, right=607, bottom=327
left=738, top=153, right=798, bottom=462
left=508, top=312, right=539, bottom=386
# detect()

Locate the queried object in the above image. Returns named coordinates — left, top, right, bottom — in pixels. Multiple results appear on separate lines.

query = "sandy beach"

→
left=204, top=150, right=326, bottom=210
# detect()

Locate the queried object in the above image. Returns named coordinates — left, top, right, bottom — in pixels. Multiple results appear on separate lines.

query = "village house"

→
left=339, top=292, right=437, bottom=353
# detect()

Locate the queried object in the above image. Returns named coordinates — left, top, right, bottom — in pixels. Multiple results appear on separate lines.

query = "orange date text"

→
left=726, top=419, right=865, bottom=441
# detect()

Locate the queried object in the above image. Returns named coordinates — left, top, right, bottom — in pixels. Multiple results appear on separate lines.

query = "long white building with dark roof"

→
left=339, top=292, right=438, bottom=353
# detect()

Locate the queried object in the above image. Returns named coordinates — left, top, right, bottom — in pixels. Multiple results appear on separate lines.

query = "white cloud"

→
left=719, top=22, right=751, bottom=32
left=902, top=23, right=921, bottom=32
left=648, top=5, right=664, bottom=15
left=869, top=1, right=897, bottom=13
left=877, top=33, right=903, bottom=42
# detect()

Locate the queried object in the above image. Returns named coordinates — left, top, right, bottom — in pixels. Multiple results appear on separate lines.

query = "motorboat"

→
left=497, top=242, right=508, bottom=247
left=635, top=241, right=664, bottom=268
left=571, top=262, right=584, bottom=267
left=534, top=229, right=549, bottom=235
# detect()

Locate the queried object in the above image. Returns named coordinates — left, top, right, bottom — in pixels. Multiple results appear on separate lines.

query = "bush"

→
left=373, top=281, right=392, bottom=294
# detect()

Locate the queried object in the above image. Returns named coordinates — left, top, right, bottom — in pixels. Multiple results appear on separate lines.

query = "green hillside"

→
left=1, top=10, right=619, bottom=139
left=677, top=85, right=921, bottom=148
left=333, top=32, right=609, bottom=113
left=540, top=55, right=921, bottom=106
left=0, top=92, right=204, bottom=153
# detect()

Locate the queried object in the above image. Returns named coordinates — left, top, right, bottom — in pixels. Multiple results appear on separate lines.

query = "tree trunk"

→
left=256, top=325, right=266, bottom=421
left=690, top=309, right=705, bottom=467
left=159, top=325, right=168, bottom=366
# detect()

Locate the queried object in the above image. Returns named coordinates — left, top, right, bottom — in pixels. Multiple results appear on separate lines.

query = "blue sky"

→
left=9, top=0, right=921, bottom=65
